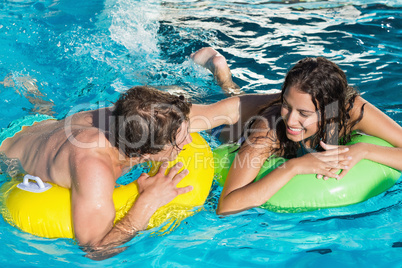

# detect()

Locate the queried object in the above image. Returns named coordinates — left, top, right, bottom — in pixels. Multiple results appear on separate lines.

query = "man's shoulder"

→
left=64, top=107, right=113, bottom=127
left=66, top=126, right=110, bottom=147
left=69, top=136, right=117, bottom=180
left=66, top=126, right=116, bottom=167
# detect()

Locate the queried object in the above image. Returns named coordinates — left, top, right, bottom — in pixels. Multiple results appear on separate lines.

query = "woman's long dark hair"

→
left=245, top=57, right=365, bottom=158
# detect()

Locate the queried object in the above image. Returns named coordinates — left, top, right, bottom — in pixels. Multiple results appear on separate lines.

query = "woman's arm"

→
left=342, top=96, right=402, bottom=172
left=217, top=119, right=349, bottom=215
left=217, top=140, right=295, bottom=215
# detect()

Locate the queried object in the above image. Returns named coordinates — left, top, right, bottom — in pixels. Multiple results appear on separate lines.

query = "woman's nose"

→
left=286, top=110, right=298, bottom=126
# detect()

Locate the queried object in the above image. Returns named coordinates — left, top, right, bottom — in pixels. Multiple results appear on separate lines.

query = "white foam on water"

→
left=108, top=0, right=160, bottom=58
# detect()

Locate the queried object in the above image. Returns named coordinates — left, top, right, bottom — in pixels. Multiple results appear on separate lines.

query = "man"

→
left=0, top=84, right=236, bottom=257
left=0, top=48, right=276, bottom=259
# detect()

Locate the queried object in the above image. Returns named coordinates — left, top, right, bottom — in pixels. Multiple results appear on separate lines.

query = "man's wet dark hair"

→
left=111, top=86, right=192, bottom=157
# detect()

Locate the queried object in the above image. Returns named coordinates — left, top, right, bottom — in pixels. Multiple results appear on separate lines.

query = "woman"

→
left=192, top=47, right=402, bottom=215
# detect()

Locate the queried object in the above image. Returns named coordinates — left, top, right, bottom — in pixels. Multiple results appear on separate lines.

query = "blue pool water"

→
left=0, top=0, right=401, bottom=267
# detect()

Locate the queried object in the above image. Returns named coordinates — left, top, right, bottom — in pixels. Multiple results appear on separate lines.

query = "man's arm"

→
left=189, top=93, right=280, bottom=142
left=71, top=151, right=191, bottom=260
left=189, top=97, right=240, bottom=132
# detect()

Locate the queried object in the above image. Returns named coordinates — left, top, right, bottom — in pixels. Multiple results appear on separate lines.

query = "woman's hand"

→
left=319, top=142, right=368, bottom=180
left=291, top=143, right=352, bottom=180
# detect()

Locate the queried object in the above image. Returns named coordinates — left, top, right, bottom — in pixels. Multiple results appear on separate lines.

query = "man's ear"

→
left=139, top=153, right=151, bottom=162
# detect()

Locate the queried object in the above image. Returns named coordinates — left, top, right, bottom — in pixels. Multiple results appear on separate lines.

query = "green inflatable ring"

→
left=213, top=134, right=401, bottom=212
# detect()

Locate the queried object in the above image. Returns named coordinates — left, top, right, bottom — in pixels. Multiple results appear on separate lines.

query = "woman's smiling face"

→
left=281, top=85, right=319, bottom=144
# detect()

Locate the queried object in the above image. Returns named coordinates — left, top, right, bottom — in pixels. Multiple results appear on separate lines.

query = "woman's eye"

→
left=300, top=112, right=309, bottom=118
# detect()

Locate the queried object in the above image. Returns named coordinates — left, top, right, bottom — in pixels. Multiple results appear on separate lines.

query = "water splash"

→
left=0, top=152, right=25, bottom=181
left=109, top=0, right=160, bottom=57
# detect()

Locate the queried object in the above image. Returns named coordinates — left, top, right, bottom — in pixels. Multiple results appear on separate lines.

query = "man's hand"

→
left=76, top=161, right=193, bottom=260
left=137, top=162, right=193, bottom=210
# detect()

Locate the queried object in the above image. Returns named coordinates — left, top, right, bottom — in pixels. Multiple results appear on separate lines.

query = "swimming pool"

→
left=0, top=0, right=401, bottom=266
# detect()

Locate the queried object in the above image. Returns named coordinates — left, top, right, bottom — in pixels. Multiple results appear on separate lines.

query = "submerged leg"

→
left=1, top=74, right=54, bottom=115
left=191, top=47, right=241, bottom=95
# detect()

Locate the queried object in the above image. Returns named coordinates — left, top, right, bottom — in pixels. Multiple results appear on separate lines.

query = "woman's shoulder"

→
left=349, top=96, right=367, bottom=118
left=253, top=103, right=282, bottom=132
left=354, top=95, right=367, bottom=105
left=241, top=107, right=282, bottom=156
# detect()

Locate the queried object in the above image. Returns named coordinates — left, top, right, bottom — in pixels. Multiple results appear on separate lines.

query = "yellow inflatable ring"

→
left=0, top=133, right=214, bottom=238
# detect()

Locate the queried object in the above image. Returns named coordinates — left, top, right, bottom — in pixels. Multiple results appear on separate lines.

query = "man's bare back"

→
left=0, top=108, right=120, bottom=189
